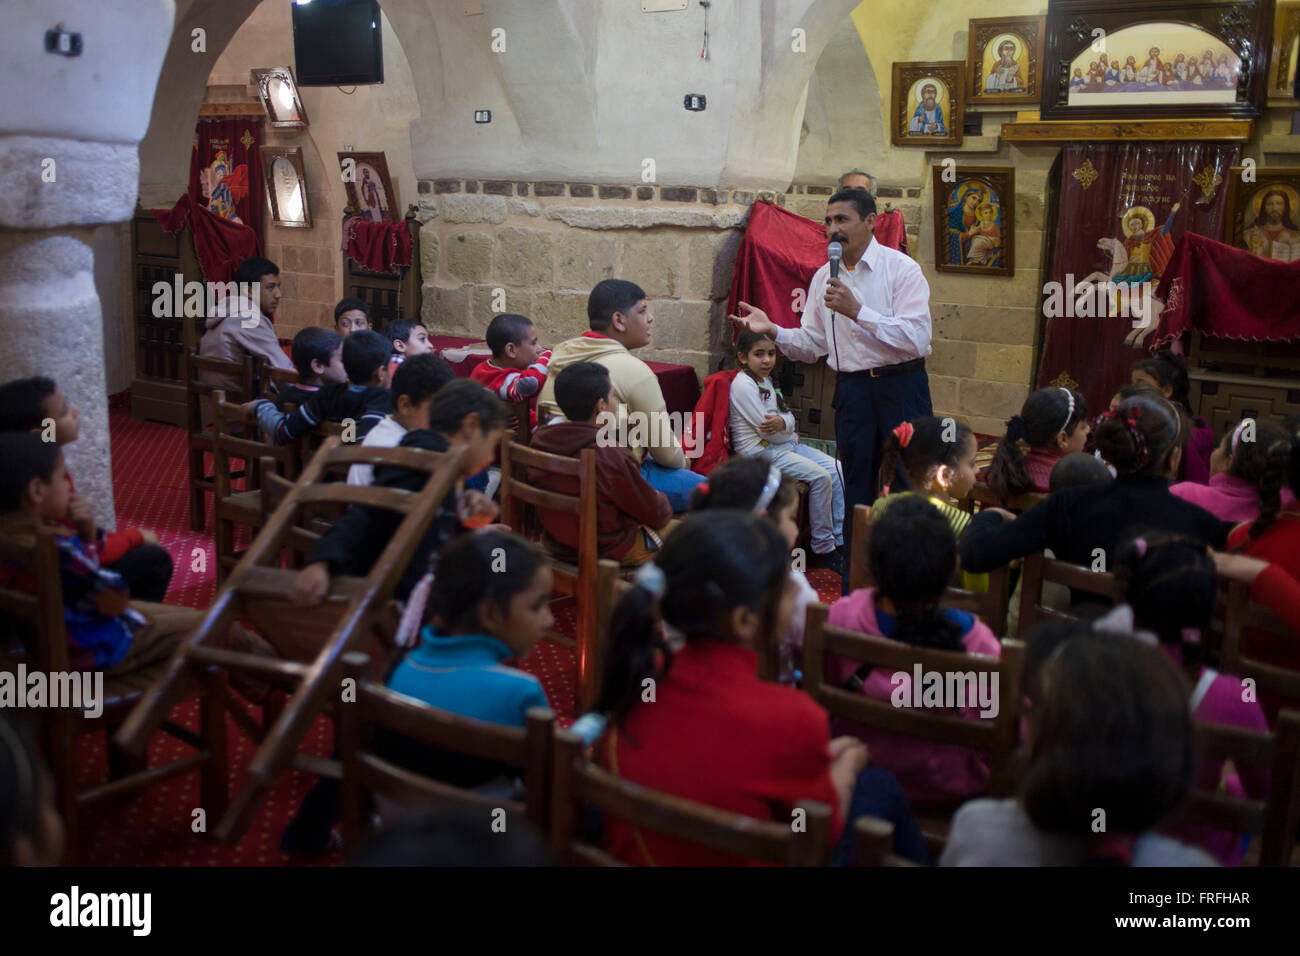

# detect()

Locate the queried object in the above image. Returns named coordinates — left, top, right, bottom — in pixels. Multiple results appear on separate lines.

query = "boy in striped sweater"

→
left=470, top=313, right=551, bottom=428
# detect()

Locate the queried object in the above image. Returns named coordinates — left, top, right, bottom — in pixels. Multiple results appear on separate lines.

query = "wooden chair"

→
left=183, top=349, right=256, bottom=531
left=0, top=523, right=228, bottom=863
left=955, top=480, right=1045, bottom=516
left=114, top=439, right=467, bottom=843
left=501, top=437, right=631, bottom=713
left=1165, top=710, right=1300, bottom=867
left=850, top=503, right=1012, bottom=638
left=1222, top=580, right=1300, bottom=710
left=337, top=651, right=555, bottom=851
left=210, top=390, right=301, bottom=584
left=802, top=601, right=1025, bottom=854
left=1017, top=550, right=1123, bottom=636
left=259, top=364, right=301, bottom=400
left=509, top=398, right=533, bottom=444
left=549, top=727, right=834, bottom=865
left=851, top=816, right=922, bottom=867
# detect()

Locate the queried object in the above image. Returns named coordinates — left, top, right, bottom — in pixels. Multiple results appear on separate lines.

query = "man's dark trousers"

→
left=833, top=364, right=932, bottom=594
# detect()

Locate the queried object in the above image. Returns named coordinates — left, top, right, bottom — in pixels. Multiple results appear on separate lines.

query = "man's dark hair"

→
left=828, top=189, right=876, bottom=220
left=0, top=432, right=61, bottom=510
left=587, top=279, right=646, bottom=332
left=485, top=313, right=536, bottom=358
left=334, top=297, right=372, bottom=324
left=0, top=377, right=57, bottom=433
left=427, top=379, right=507, bottom=435
left=391, top=353, right=455, bottom=407
left=382, top=318, right=425, bottom=348
left=290, top=328, right=343, bottom=380
left=342, top=329, right=392, bottom=385
left=234, top=257, right=280, bottom=285
left=554, top=361, right=612, bottom=423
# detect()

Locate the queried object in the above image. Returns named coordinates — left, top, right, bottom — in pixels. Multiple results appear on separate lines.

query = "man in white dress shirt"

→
left=730, top=189, right=933, bottom=592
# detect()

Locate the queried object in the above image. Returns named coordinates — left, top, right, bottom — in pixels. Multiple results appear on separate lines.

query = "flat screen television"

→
left=291, top=0, right=384, bottom=87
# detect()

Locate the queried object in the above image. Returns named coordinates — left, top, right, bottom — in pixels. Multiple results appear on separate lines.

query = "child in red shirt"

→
left=470, top=313, right=551, bottom=428
left=0, top=376, right=173, bottom=601
left=591, top=511, right=929, bottom=865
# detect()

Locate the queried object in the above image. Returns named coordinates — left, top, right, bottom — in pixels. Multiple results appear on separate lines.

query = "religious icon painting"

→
left=931, top=165, right=1015, bottom=276
left=1223, top=168, right=1300, bottom=263
left=338, top=152, right=398, bottom=224
left=968, top=16, right=1045, bottom=106
left=260, top=147, right=311, bottom=228
left=1268, top=2, right=1300, bottom=103
left=891, top=61, right=965, bottom=147
left=1040, top=0, right=1271, bottom=120
left=251, top=67, right=309, bottom=128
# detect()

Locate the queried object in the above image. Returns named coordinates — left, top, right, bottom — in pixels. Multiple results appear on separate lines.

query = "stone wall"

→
left=415, top=180, right=773, bottom=380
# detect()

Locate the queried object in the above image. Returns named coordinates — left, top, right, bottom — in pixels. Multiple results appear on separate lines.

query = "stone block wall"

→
left=415, top=180, right=763, bottom=381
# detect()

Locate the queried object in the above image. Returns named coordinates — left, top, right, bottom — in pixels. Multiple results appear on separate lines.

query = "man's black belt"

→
left=838, top=357, right=925, bottom=379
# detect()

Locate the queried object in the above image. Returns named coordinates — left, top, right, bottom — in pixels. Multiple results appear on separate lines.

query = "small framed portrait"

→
left=1040, top=0, right=1271, bottom=120
left=251, top=67, right=309, bottom=128
left=891, top=61, right=965, bottom=147
left=1222, top=168, right=1300, bottom=263
left=338, top=151, right=397, bottom=223
left=260, top=147, right=311, bottom=228
left=1269, top=2, right=1300, bottom=102
left=968, top=16, right=1045, bottom=105
left=932, top=165, right=1015, bottom=276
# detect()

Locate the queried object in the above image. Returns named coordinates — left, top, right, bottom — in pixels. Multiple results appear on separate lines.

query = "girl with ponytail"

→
left=985, top=387, right=1090, bottom=500
left=873, top=415, right=979, bottom=537
left=827, top=494, right=1002, bottom=813
left=1093, top=533, right=1267, bottom=865
left=593, top=510, right=928, bottom=865
left=1170, top=418, right=1287, bottom=523
left=1226, top=428, right=1300, bottom=577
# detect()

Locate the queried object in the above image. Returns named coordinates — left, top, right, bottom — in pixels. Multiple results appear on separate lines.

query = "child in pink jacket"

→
left=827, top=494, right=1001, bottom=814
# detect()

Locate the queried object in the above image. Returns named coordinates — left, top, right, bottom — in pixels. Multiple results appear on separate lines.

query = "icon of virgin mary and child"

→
left=947, top=182, right=1002, bottom=267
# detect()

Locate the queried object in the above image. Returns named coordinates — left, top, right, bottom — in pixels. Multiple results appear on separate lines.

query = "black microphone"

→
left=828, top=237, right=844, bottom=280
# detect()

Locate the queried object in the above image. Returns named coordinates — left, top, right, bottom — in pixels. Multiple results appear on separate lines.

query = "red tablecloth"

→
left=428, top=335, right=701, bottom=417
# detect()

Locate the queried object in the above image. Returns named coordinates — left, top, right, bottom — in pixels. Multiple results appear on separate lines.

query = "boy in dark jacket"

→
left=529, top=362, right=672, bottom=566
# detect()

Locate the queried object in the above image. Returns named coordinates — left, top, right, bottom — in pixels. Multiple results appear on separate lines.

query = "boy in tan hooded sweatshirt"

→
left=538, top=279, right=705, bottom=511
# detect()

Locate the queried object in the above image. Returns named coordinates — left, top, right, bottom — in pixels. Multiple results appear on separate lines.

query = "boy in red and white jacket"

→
left=0, top=376, right=174, bottom=601
left=471, top=313, right=552, bottom=428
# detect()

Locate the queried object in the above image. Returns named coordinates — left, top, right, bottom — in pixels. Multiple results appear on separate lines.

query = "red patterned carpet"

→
left=81, top=406, right=844, bottom=865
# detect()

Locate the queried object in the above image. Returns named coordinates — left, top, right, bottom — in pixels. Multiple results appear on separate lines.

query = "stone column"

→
left=0, top=1, right=176, bottom=528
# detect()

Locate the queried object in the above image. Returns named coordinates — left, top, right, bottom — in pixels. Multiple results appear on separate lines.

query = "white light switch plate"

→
left=642, top=0, right=689, bottom=11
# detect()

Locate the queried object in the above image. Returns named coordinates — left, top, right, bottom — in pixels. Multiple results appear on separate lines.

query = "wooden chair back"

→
left=1017, top=551, right=1123, bottom=635
left=509, top=398, right=533, bottom=444
left=851, top=816, right=921, bottom=867
left=182, top=348, right=256, bottom=531
left=955, top=481, right=1046, bottom=516
left=499, top=437, right=602, bottom=711
left=0, top=523, right=227, bottom=863
left=850, top=503, right=1012, bottom=638
left=1165, top=710, right=1300, bottom=867
left=1222, top=580, right=1300, bottom=704
left=802, top=602, right=1025, bottom=795
left=338, top=652, right=555, bottom=850
left=548, top=728, right=834, bottom=866
left=210, top=390, right=303, bottom=581
left=260, top=364, right=301, bottom=400
left=115, top=439, right=468, bottom=843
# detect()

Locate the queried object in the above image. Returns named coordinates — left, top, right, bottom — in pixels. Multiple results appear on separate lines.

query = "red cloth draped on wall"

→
left=728, top=200, right=913, bottom=336
left=151, top=194, right=261, bottom=284
left=1036, top=142, right=1239, bottom=415
left=189, top=116, right=264, bottom=248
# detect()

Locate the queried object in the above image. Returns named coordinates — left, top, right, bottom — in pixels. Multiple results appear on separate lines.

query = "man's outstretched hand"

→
left=729, top=301, right=777, bottom=339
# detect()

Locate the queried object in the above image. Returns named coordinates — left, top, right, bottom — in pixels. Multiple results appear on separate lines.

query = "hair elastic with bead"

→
left=892, top=421, right=914, bottom=448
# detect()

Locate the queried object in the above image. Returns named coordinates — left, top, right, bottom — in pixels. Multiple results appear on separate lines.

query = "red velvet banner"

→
left=1036, top=142, right=1239, bottom=415
left=189, top=117, right=264, bottom=249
